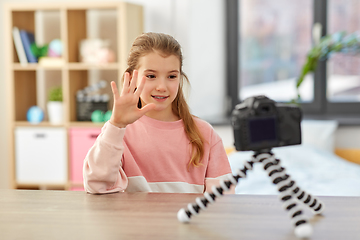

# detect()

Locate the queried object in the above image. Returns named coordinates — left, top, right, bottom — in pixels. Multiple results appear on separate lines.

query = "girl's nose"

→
left=155, top=79, right=167, bottom=91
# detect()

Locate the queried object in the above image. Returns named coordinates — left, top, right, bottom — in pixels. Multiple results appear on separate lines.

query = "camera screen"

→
left=248, top=117, right=277, bottom=144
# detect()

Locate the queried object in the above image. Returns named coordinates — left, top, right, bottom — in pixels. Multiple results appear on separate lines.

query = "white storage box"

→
left=15, top=127, right=67, bottom=184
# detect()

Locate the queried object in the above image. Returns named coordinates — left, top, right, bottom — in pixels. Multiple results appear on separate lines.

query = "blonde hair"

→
left=121, top=32, right=204, bottom=168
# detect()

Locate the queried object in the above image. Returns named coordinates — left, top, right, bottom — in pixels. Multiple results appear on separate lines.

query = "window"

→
left=226, top=0, right=360, bottom=123
left=239, top=0, right=313, bottom=102
left=328, top=0, right=360, bottom=103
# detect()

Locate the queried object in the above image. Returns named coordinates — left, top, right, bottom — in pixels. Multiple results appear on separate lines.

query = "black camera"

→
left=231, top=95, right=302, bottom=152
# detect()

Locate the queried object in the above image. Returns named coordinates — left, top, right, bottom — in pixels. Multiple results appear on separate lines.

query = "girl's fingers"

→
left=111, top=81, right=119, bottom=99
left=140, top=103, right=156, bottom=114
left=134, top=76, right=146, bottom=97
left=129, top=70, right=138, bottom=92
left=121, top=72, right=131, bottom=95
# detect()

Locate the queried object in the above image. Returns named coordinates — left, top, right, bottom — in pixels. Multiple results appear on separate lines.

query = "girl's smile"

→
left=152, top=95, right=169, bottom=101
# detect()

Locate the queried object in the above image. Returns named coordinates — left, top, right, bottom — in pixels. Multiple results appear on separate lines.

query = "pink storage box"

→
left=69, top=128, right=101, bottom=185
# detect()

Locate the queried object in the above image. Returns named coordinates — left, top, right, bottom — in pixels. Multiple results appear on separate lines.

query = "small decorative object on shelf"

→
left=103, top=110, right=112, bottom=122
left=31, top=42, right=48, bottom=59
left=79, top=38, right=116, bottom=64
left=47, top=86, right=63, bottom=125
left=76, top=80, right=110, bottom=121
left=295, top=26, right=360, bottom=102
left=36, top=39, right=64, bottom=67
left=91, top=110, right=112, bottom=123
left=26, top=106, right=44, bottom=124
left=48, top=39, right=62, bottom=57
left=91, top=110, right=104, bottom=123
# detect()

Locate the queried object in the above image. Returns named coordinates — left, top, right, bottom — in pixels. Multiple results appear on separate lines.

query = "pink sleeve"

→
left=83, top=121, right=128, bottom=194
left=204, top=139, right=235, bottom=194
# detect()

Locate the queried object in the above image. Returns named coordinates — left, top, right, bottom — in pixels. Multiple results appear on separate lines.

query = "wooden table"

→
left=0, top=190, right=359, bottom=240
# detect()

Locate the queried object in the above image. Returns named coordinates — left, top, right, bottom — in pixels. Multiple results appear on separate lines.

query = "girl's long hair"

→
left=121, top=32, right=204, bottom=168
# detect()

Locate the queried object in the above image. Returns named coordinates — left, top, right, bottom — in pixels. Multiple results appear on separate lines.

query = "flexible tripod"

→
left=177, top=150, right=325, bottom=238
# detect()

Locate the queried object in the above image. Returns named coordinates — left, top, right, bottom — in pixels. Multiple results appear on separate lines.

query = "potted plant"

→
left=47, top=86, right=63, bottom=125
left=295, top=29, right=360, bottom=103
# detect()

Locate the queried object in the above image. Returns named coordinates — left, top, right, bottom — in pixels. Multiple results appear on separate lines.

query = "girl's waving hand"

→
left=110, top=70, right=156, bottom=128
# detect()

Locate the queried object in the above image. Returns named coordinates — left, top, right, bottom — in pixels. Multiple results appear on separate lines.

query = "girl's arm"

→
left=204, top=138, right=235, bottom=194
left=83, top=122, right=128, bottom=194
left=84, top=71, right=156, bottom=194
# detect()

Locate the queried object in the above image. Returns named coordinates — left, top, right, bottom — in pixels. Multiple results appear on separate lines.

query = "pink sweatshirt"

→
left=83, top=115, right=232, bottom=194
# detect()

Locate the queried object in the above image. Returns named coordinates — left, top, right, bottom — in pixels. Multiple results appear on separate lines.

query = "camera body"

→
left=231, top=95, right=302, bottom=152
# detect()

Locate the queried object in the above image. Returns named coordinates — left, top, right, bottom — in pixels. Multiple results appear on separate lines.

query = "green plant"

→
left=31, top=43, right=48, bottom=58
left=295, top=31, right=360, bottom=102
left=48, top=87, right=63, bottom=102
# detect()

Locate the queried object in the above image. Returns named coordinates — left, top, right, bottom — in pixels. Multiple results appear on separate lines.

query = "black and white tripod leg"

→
left=279, top=191, right=313, bottom=238
left=261, top=155, right=325, bottom=215
left=256, top=153, right=313, bottom=238
left=177, top=160, right=254, bottom=223
left=291, top=185, right=325, bottom=215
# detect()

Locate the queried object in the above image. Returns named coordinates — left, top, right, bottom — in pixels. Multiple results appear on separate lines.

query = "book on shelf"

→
left=12, top=27, right=28, bottom=65
left=19, top=30, right=38, bottom=63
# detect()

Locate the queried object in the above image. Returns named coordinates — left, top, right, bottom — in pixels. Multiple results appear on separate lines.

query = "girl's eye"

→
left=146, top=74, right=155, bottom=79
left=168, top=75, right=177, bottom=79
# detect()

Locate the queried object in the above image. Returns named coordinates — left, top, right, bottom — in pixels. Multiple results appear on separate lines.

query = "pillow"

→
left=301, top=120, right=338, bottom=153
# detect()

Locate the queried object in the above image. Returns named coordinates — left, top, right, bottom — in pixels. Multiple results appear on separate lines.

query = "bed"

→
left=227, top=120, right=360, bottom=196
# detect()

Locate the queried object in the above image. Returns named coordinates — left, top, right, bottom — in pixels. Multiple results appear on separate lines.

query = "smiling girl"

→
left=83, top=32, right=233, bottom=194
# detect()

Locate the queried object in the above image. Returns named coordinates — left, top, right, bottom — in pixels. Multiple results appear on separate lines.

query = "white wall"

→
left=0, top=0, right=227, bottom=188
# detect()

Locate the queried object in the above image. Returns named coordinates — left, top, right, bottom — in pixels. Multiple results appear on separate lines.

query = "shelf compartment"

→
left=69, top=69, right=115, bottom=122
left=11, top=11, right=35, bottom=64
left=67, top=8, right=118, bottom=63
left=14, top=71, right=37, bottom=121
left=13, top=70, right=63, bottom=122
left=67, top=10, right=86, bottom=63
left=35, top=10, right=62, bottom=47
left=39, top=70, right=63, bottom=121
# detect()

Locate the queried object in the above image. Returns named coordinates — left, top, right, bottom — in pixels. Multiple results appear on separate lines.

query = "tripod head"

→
left=253, top=148, right=273, bottom=155
left=231, top=95, right=302, bottom=152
